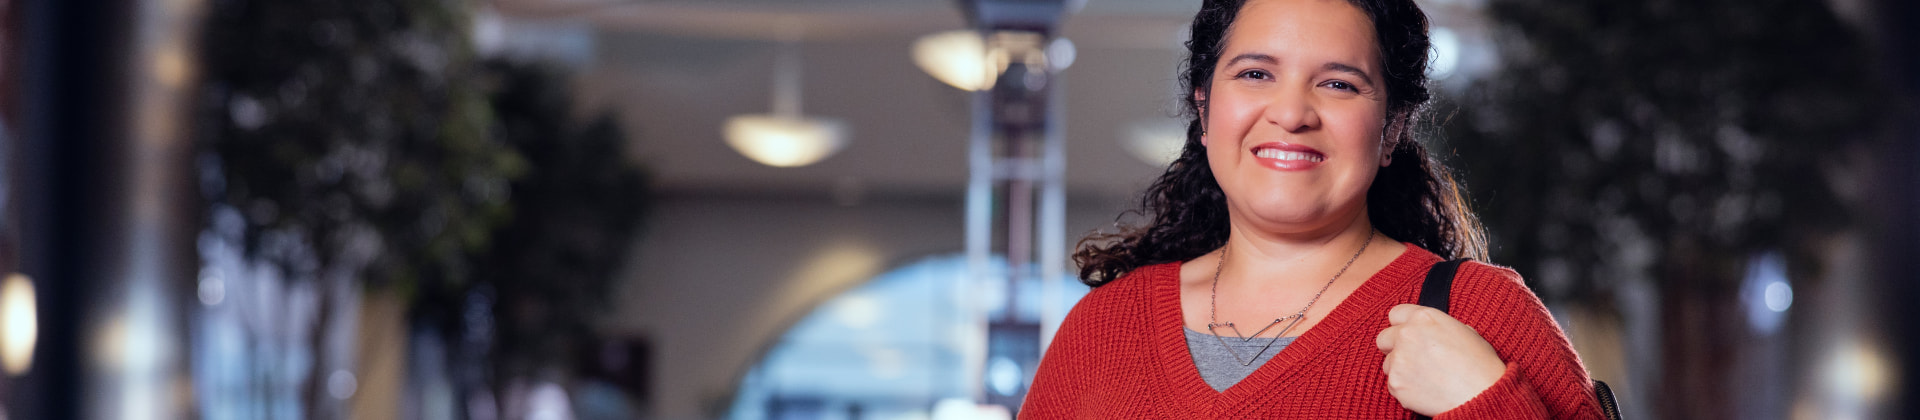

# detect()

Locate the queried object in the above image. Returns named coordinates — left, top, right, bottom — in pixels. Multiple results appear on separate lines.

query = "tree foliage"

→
left=196, top=0, right=526, bottom=416
left=198, top=0, right=520, bottom=293
left=196, top=0, right=651, bottom=412
left=473, top=58, right=651, bottom=381
left=1444, top=0, right=1888, bottom=303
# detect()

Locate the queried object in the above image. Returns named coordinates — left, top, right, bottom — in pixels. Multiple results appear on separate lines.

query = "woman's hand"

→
left=1375, top=304, right=1508, bottom=416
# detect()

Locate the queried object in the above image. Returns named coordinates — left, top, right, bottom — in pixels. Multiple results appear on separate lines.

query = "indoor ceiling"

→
left=486, top=0, right=1490, bottom=199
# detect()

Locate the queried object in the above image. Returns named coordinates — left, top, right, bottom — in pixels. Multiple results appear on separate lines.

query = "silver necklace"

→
left=1206, top=232, right=1375, bottom=366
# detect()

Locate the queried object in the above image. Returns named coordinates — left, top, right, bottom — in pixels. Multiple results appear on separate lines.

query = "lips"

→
left=1249, top=142, right=1325, bottom=171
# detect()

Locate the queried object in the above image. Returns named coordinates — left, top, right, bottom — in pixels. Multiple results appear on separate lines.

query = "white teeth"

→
left=1255, top=149, right=1324, bottom=162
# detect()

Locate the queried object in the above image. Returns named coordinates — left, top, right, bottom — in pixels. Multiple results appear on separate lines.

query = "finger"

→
left=1382, top=352, right=1404, bottom=392
left=1376, top=325, right=1398, bottom=353
left=1388, top=304, right=1424, bottom=325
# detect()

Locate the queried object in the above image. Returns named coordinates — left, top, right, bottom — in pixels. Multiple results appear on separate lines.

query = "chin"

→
left=1236, top=200, right=1334, bottom=230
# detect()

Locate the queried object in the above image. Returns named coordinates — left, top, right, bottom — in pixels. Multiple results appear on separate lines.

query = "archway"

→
left=726, top=254, right=1088, bottom=419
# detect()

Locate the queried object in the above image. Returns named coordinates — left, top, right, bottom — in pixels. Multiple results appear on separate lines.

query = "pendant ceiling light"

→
left=725, top=36, right=846, bottom=168
left=1, top=273, right=36, bottom=376
left=912, top=30, right=1076, bottom=91
left=913, top=30, right=996, bottom=91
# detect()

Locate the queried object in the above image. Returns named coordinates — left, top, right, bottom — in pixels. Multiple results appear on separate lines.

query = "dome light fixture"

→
left=913, top=30, right=1075, bottom=91
left=725, top=36, right=847, bottom=168
left=1, top=273, right=36, bottom=376
left=725, top=115, right=846, bottom=168
left=913, top=30, right=996, bottom=91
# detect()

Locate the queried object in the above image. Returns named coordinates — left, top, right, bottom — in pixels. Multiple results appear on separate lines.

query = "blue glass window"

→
left=729, top=254, right=1088, bottom=420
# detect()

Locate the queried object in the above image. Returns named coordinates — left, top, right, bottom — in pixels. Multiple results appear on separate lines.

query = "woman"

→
left=1019, top=0, right=1604, bottom=418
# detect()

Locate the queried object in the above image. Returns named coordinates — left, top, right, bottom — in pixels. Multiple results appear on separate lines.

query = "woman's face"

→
left=1202, top=0, right=1389, bottom=236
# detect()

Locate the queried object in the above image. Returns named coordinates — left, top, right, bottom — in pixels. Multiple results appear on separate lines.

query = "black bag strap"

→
left=1409, top=258, right=1623, bottom=420
left=1411, top=259, right=1467, bottom=420
left=1419, top=259, right=1468, bottom=313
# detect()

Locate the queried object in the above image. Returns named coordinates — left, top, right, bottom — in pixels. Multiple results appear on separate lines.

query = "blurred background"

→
left=1, top=0, right=1917, bottom=419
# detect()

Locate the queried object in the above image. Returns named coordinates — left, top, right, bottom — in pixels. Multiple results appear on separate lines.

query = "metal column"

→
left=958, top=0, right=1073, bottom=413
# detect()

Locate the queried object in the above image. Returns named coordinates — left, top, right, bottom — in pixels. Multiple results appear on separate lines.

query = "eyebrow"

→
left=1224, top=53, right=1377, bottom=86
left=1223, top=53, right=1277, bottom=68
left=1323, top=62, right=1376, bottom=86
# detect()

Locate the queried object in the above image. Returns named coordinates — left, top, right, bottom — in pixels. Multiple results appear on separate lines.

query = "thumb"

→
left=1387, top=303, right=1427, bottom=325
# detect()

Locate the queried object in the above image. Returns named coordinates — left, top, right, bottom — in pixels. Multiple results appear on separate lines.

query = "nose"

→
left=1262, top=84, right=1321, bottom=133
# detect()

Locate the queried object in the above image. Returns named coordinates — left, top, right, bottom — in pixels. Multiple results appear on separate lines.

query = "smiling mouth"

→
left=1253, top=148, right=1324, bottom=163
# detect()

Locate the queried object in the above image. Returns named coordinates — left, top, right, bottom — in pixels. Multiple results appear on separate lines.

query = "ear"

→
left=1195, top=89, right=1210, bottom=146
left=1379, top=121, right=1397, bottom=167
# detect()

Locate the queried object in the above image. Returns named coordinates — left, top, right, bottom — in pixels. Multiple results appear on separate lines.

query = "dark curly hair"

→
left=1073, top=0, right=1488, bottom=287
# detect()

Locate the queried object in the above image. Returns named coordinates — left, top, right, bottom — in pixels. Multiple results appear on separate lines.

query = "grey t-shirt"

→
left=1184, top=327, right=1298, bottom=392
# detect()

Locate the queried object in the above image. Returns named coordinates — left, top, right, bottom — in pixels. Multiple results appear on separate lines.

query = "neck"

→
left=1219, top=210, right=1378, bottom=288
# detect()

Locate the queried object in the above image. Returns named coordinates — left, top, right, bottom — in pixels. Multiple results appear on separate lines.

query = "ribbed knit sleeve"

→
left=1439, top=361, right=1550, bottom=419
left=1437, top=262, right=1605, bottom=420
left=1021, top=264, right=1171, bottom=419
left=1020, top=282, right=1109, bottom=418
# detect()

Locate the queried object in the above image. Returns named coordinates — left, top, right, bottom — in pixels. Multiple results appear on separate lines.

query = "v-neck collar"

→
left=1150, top=243, right=1436, bottom=416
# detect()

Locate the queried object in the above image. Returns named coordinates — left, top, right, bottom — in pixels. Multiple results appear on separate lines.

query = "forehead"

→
left=1222, top=0, right=1380, bottom=69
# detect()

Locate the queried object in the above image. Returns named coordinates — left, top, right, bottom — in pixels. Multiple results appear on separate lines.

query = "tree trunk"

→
left=1658, top=242, right=1741, bottom=420
left=304, top=282, right=335, bottom=419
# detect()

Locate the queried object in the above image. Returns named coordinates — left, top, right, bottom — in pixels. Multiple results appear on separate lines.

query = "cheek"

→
left=1206, top=140, right=1238, bottom=177
left=1206, top=93, right=1264, bottom=136
left=1327, top=108, right=1388, bottom=155
left=1359, top=126, right=1385, bottom=158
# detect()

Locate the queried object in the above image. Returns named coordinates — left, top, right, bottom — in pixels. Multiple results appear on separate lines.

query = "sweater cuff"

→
left=1435, top=361, right=1550, bottom=420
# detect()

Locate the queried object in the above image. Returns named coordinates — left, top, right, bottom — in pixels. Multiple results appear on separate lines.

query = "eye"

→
left=1323, top=80, right=1358, bottom=92
left=1235, top=69, right=1272, bottom=80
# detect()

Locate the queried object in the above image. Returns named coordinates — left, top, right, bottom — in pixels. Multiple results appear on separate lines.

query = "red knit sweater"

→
left=1020, top=245, right=1604, bottom=419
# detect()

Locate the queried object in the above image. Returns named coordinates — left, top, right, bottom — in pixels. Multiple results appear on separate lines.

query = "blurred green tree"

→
left=470, top=58, right=650, bottom=396
left=196, top=0, right=519, bottom=416
left=199, top=0, right=519, bottom=293
left=196, top=0, right=652, bottom=411
left=1444, top=0, right=1891, bottom=416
